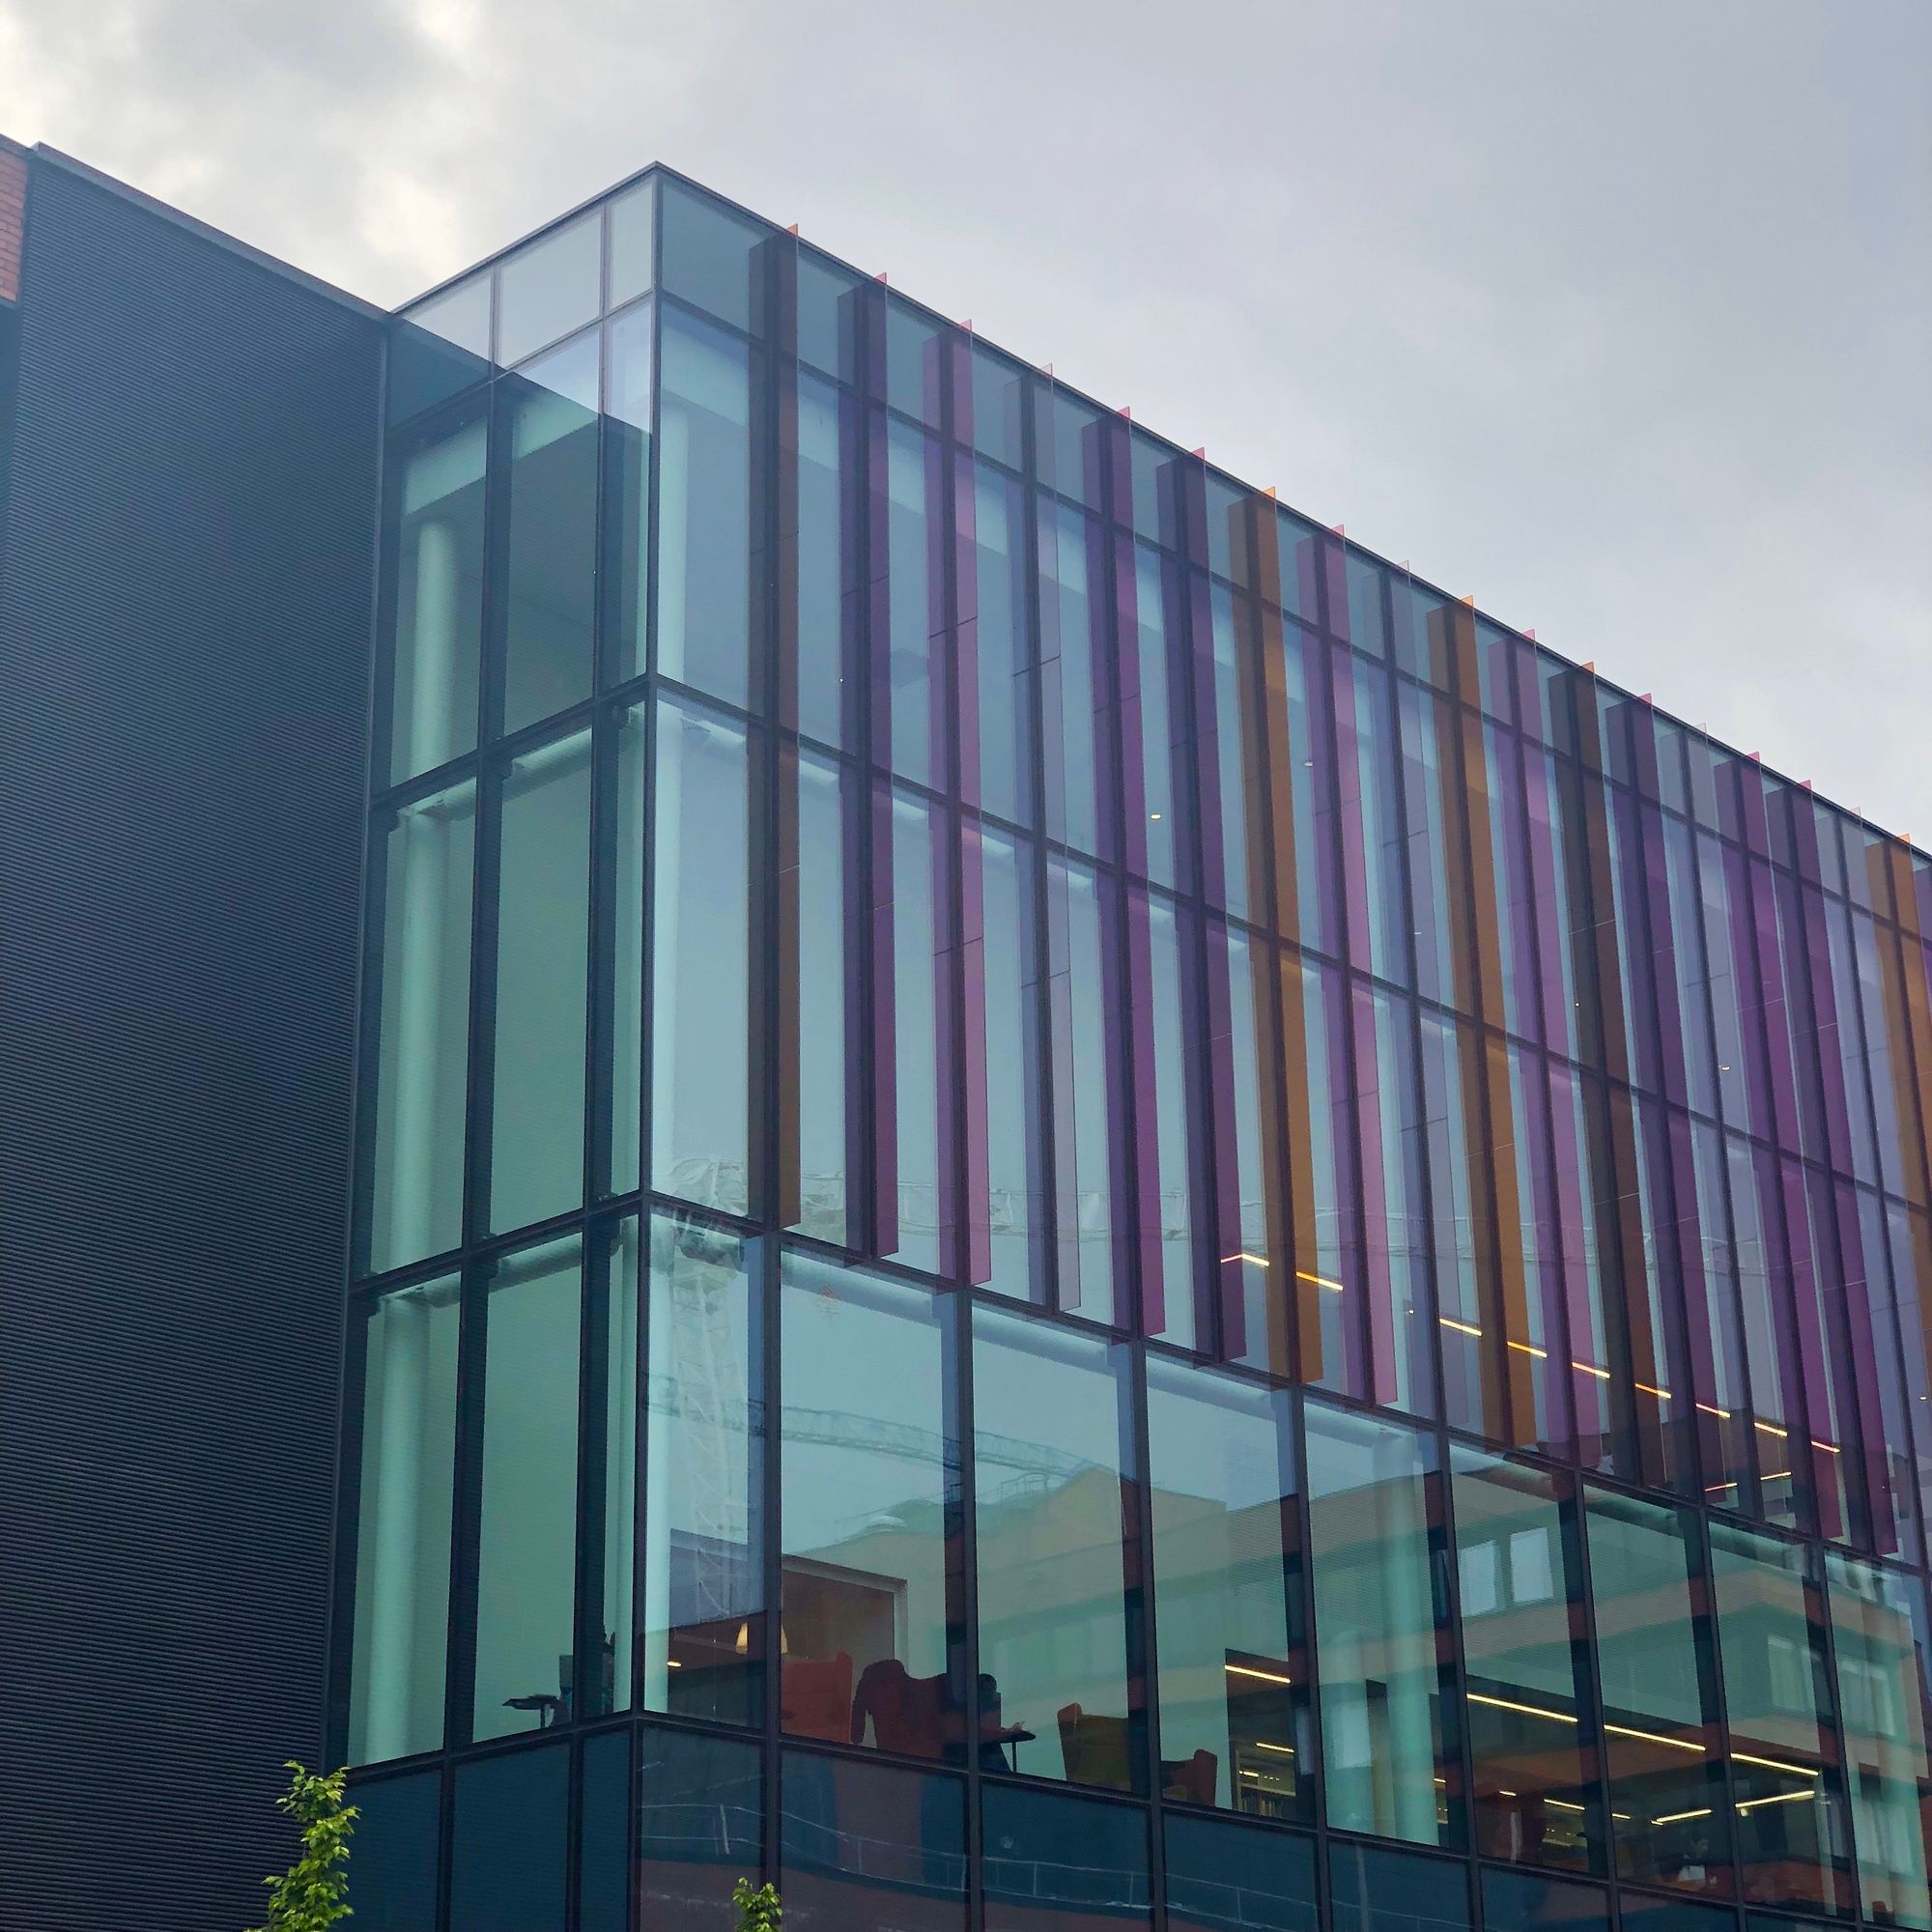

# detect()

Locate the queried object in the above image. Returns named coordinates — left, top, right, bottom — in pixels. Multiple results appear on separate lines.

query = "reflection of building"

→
left=3, top=136, right=1931, bottom=1932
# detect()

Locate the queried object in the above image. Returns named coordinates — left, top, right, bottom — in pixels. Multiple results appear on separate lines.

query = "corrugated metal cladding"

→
left=0, top=159, right=382, bottom=1928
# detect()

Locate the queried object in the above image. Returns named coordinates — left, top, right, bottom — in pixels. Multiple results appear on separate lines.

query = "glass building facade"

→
left=335, top=166, right=1932, bottom=1932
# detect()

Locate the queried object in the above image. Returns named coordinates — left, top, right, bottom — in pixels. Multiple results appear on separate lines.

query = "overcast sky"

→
left=4, top=0, right=1926, bottom=838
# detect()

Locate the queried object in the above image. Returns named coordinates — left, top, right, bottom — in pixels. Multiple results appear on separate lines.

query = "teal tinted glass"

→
left=497, top=211, right=600, bottom=366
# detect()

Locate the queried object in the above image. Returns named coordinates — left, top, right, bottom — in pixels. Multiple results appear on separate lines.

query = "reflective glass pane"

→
left=603, top=298, right=653, bottom=687
left=349, top=1276, right=460, bottom=1764
left=387, top=412, right=486, bottom=781
left=607, top=704, right=646, bottom=1195
left=369, top=779, right=476, bottom=1273
left=1449, top=1447, right=1601, bottom=1870
left=1709, top=1524, right=1854, bottom=1915
left=660, top=179, right=768, bottom=332
left=1145, top=1357, right=1307, bottom=1819
left=1328, top=1841, right=1470, bottom=1932
left=1038, top=499, right=1110, bottom=857
left=579, top=1728, right=631, bottom=1928
left=1048, top=858, right=1119, bottom=1323
left=501, top=331, right=599, bottom=733
left=973, top=1306, right=1138, bottom=1790
left=1140, top=891, right=1199, bottom=1348
left=1825, top=1554, right=1932, bottom=1929
left=490, top=731, right=590, bottom=1234
left=791, top=751, right=848, bottom=1241
left=472, top=1238, right=582, bottom=1742
left=659, top=305, right=754, bottom=705
left=497, top=213, right=601, bottom=367
left=976, top=822, right=1044, bottom=1299
left=652, top=697, right=752, bottom=1216
left=1303, top=1400, right=1461, bottom=1846
left=885, top=416, right=945, bottom=784
left=884, top=786, right=950, bottom=1274
left=407, top=274, right=492, bottom=359
left=796, top=371, right=849, bottom=746
left=969, top=459, right=1033, bottom=824
left=449, top=1744, right=568, bottom=1932
left=798, top=251, right=861, bottom=383
left=1129, top=542, right=1183, bottom=888
left=780, top=1750, right=967, bottom=1932
left=609, top=178, right=656, bottom=307
left=1583, top=1489, right=1730, bottom=1895
left=638, top=1724, right=762, bottom=1929
left=981, top=1783, right=1151, bottom=1931
left=347, top=1772, right=440, bottom=1931
left=641, top=1213, right=764, bottom=1726
left=1479, top=1868, right=1610, bottom=1932
left=781, top=1257, right=960, bottom=1758
left=595, top=1225, right=640, bottom=1718
left=971, top=345, right=1025, bottom=469
left=1164, top=1814, right=1317, bottom=1932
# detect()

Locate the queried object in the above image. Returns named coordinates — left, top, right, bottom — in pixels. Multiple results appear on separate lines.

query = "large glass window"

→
left=1826, top=1554, right=1932, bottom=1929
left=976, top=822, right=1043, bottom=1298
left=884, top=787, right=950, bottom=1275
left=489, top=730, right=590, bottom=1235
left=638, top=1724, right=762, bottom=1930
left=973, top=1306, right=1138, bottom=1791
left=607, top=703, right=646, bottom=1195
left=1303, top=1400, right=1461, bottom=1847
left=1583, top=1489, right=1730, bottom=1896
left=968, top=459, right=1033, bottom=825
left=346, top=1772, right=440, bottom=1931
left=1048, top=858, right=1120, bottom=1323
left=1038, top=498, right=1111, bottom=858
left=885, top=417, right=946, bottom=785
left=1328, top=1841, right=1470, bottom=1932
left=780, top=1257, right=961, bottom=1758
left=652, top=696, right=753, bottom=1217
left=387, top=412, right=486, bottom=783
left=603, top=298, right=653, bottom=687
left=1145, top=1358, right=1307, bottom=1819
left=780, top=1750, right=967, bottom=1932
left=1139, top=889, right=1199, bottom=1348
left=1708, top=1523, right=1854, bottom=1916
left=981, top=1783, right=1151, bottom=1932
left=368, top=779, right=476, bottom=1273
left=1449, top=1447, right=1602, bottom=1871
left=1165, top=1814, right=1317, bottom=1932
left=471, top=1238, right=582, bottom=1742
left=499, top=331, right=598, bottom=734
left=795, top=370, right=848, bottom=747
left=641, top=1212, right=764, bottom=1727
left=790, top=751, right=848, bottom=1243
left=659, top=304, right=755, bottom=706
left=449, top=1744, right=568, bottom=1932
left=349, top=1275, right=460, bottom=1765
left=497, top=212, right=600, bottom=366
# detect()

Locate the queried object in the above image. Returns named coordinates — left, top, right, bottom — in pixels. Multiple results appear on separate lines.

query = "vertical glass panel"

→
left=780, top=1750, right=967, bottom=1932
left=1164, top=1814, right=1318, bottom=1932
left=637, top=1724, right=762, bottom=1929
left=885, top=787, right=949, bottom=1275
left=1421, top=1012, right=1491, bottom=1437
left=973, top=1306, right=1137, bottom=1790
left=388, top=413, right=486, bottom=781
left=607, top=704, right=646, bottom=1196
left=659, top=304, right=754, bottom=706
left=1038, top=499, right=1110, bottom=857
left=792, top=752, right=847, bottom=1241
left=1400, top=682, right=1465, bottom=1011
left=1047, top=857, right=1119, bottom=1323
left=369, top=779, right=476, bottom=1273
left=1221, top=926, right=1285, bottom=1375
left=885, top=296, right=944, bottom=424
left=489, top=731, right=590, bottom=1234
left=978, top=822, right=1043, bottom=1298
left=1206, top=582, right=1257, bottom=919
left=1340, top=551, right=1389, bottom=656
left=1130, top=543, right=1183, bottom=887
left=1332, top=650, right=1408, bottom=985
left=1303, top=1400, right=1461, bottom=1847
left=971, top=344, right=1025, bottom=470
left=1826, top=1554, right=1932, bottom=1930
left=1708, top=1524, right=1854, bottom=1916
left=602, top=298, right=653, bottom=687
left=500, top=332, right=600, bottom=734
left=981, top=1783, right=1151, bottom=1932
left=1042, top=385, right=1105, bottom=508
left=350, top=1275, right=460, bottom=1765
left=1328, top=1842, right=1471, bottom=1932
left=473, top=1238, right=582, bottom=1742
left=346, top=1772, right=440, bottom=1931
left=798, top=252, right=861, bottom=383
left=579, top=1728, right=632, bottom=1929
left=1583, top=1489, right=1729, bottom=1895
left=651, top=696, right=752, bottom=1217
left=886, top=417, right=945, bottom=784
left=1480, top=724, right=1540, bottom=1040
left=1626, top=1901, right=1733, bottom=1932
left=1449, top=1448, right=1601, bottom=1871
left=781, top=1257, right=960, bottom=1758
left=497, top=213, right=601, bottom=366
left=1143, top=891, right=1199, bottom=1347
left=406, top=273, right=493, bottom=358
left=609, top=178, right=656, bottom=307
left=641, top=1213, right=764, bottom=1727
left=1145, top=1357, right=1308, bottom=1819
left=796, top=370, right=848, bottom=747
left=660, top=179, right=767, bottom=332
left=1278, top=625, right=1339, bottom=956
left=449, top=1744, right=568, bottom=1932
left=970, top=460, right=1033, bottom=825
left=1479, top=1868, right=1610, bottom=1932
left=596, top=1224, right=640, bottom=1719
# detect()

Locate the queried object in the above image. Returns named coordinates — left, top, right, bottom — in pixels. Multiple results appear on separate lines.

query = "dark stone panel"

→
left=0, top=157, right=381, bottom=1928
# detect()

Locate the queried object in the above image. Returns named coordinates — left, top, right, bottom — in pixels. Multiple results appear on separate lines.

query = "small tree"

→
left=250, top=1762, right=356, bottom=1932
left=732, top=1877, right=781, bottom=1932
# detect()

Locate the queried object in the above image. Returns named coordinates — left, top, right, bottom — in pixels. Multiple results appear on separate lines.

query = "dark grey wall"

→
left=0, top=157, right=382, bottom=1928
